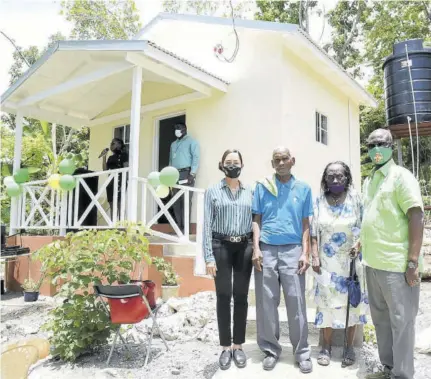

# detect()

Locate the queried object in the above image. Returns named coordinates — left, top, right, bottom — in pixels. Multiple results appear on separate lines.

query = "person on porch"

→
left=101, top=138, right=129, bottom=219
left=252, top=146, right=313, bottom=374
left=361, top=128, right=424, bottom=379
left=169, top=123, right=200, bottom=231
left=203, top=149, right=253, bottom=371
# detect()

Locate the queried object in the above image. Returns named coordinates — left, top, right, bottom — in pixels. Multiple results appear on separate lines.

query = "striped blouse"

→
left=203, top=179, right=253, bottom=262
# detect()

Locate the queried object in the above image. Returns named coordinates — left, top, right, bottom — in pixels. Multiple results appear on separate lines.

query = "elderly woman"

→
left=203, top=149, right=253, bottom=371
left=310, top=161, right=368, bottom=367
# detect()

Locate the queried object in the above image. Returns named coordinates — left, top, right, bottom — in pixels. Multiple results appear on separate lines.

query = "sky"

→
left=0, top=0, right=338, bottom=97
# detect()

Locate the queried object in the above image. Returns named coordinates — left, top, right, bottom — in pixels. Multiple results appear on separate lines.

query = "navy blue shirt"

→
left=252, top=176, right=313, bottom=245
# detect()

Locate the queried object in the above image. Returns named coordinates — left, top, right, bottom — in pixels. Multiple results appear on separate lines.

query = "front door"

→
left=157, top=114, right=186, bottom=224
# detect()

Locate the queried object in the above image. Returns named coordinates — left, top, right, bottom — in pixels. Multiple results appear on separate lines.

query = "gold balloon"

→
left=47, top=174, right=61, bottom=190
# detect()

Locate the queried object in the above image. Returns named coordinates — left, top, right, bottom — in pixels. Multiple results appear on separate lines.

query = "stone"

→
left=422, top=254, right=431, bottom=280
left=171, top=369, right=181, bottom=375
left=155, top=313, right=187, bottom=341
left=20, top=323, right=40, bottom=335
left=166, top=297, right=192, bottom=312
left=101, top=368, right=117, bottom=377
left=415, top=326, right=431, bottom=354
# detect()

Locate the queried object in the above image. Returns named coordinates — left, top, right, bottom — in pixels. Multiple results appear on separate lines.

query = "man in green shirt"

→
left=361, top=129, right=424, bottom=379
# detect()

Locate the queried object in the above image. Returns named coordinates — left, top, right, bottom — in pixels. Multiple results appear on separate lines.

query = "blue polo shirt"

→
left=252, top=176, right=313, bottom=245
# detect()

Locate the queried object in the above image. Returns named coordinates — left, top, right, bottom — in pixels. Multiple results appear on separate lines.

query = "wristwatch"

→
left=407, top=260, right=418, bottom=269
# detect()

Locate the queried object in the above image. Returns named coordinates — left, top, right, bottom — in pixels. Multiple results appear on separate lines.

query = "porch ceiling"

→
left=1, top=40, right=228, bottom=128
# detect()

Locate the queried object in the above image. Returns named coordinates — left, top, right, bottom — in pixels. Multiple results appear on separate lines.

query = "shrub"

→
left=152, top=257, right=179, bottom=286
left=33, top=225, right=150, bottom=361
left=364, top=323, right=377, bottom=345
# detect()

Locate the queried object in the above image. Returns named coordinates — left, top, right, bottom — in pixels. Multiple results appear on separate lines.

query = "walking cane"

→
left=342, top=255, right=356, bottom=367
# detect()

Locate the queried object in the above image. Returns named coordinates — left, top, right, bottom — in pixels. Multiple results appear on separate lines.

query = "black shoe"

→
left=233, top=349, right=247, bottom=368
left=262, top=353, right=278, bottom=371
left=219, top=349, right=232, bottom=370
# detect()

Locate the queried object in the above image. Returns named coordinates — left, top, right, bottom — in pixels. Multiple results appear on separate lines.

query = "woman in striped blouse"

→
left=203, top=149, right=254, bottom=371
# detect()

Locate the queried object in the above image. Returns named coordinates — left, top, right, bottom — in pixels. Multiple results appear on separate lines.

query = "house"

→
left=0, top=13, right=376, bottom=297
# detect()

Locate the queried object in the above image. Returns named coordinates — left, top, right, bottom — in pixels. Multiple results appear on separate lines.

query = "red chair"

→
left=94, top=283, right=170, bottom=366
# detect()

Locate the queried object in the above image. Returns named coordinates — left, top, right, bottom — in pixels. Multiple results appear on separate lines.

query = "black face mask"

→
left=223, top=165, right=241, bottom=179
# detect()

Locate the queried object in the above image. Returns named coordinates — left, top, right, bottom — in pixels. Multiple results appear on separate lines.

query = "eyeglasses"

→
left=325, top=174, right=346, bottom=182
left=367, top=142, right=391, bottom=149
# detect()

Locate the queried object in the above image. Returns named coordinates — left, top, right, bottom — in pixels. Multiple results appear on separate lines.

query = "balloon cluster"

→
left=47, top=159, right=76, bottom=191
left=147, top=166, right=180, bottom=198
left=3, top=167, right=29, bottom=197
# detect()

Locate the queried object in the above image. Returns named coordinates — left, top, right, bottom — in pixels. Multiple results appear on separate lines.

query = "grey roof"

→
left=1, top=39, right=228, bottom=105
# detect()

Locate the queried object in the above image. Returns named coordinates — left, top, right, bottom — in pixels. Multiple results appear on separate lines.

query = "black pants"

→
left=172, top=169, right=193, bottom=231
left=212, top=239, right=253, bottom=346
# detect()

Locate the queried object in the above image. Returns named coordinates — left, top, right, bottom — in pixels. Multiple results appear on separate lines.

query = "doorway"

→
left=156, top=113, right=186, bottom=224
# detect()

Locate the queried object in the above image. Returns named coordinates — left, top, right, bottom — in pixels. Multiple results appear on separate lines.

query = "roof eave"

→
left=286, top=30, right=377, bottom=107
left=134, top=12, right=298, bottom=40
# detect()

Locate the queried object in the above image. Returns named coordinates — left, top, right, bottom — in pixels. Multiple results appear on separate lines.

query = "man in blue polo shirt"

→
left=252, top=146, right=313, bottom=374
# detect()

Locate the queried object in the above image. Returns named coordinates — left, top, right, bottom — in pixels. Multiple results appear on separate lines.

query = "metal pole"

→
left=397, top=139, right=403, bottom=167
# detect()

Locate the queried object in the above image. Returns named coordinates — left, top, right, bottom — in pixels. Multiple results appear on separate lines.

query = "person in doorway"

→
left=203, top=149, right=253, bottom=370
left=361, top=129, right=424, bottom=379
left=311, top=161, right=368, bottom=367
left=252, top=147, right=313, bottom=374
left=101, top=138, right=129, bottom=218
left=169, top=123, right=200, bottom=231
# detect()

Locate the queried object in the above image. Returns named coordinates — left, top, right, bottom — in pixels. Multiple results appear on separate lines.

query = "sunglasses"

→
left=367, top=142, right=391, bottom=149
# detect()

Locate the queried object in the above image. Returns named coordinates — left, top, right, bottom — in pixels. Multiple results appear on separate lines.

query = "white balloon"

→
left=3, top=176, right=15, bottom=186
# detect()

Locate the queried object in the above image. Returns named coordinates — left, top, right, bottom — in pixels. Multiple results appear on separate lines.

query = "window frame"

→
left=315, top=111, right=328, bottom=146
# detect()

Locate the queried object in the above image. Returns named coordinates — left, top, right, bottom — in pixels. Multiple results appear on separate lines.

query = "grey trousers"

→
left=254, top=243, right=310, bottom=361
left=366, top=267, right=420, bottom=379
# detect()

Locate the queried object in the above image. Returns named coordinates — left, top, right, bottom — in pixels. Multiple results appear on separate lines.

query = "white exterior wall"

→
left=281, top=49, right=362, bottom=195
left=88, top=25, right=362, bottom=221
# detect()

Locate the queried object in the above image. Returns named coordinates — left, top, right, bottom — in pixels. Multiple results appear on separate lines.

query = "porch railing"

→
left=12, top=168, right=205, bottom=251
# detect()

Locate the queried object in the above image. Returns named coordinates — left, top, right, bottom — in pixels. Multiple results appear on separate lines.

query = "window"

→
left=113, top=124, right=130, bottom=154
left=315, top=112, right=328, bottom=145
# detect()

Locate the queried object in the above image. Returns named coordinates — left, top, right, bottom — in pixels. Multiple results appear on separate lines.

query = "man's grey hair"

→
left=272, top=146, right=291, bottom=156
left=367, top=128, right=393, bottom=144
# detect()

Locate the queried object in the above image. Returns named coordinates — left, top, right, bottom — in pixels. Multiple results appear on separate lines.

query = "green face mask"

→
left=369, top=146, right=392, bottom=165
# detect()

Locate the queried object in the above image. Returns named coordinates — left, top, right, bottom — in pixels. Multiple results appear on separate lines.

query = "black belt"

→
left=178, top=167, right=191, bottom=172
left=212, top=232, right=252, bottom=243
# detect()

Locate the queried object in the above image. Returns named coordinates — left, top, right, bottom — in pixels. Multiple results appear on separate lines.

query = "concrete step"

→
left=246, top=306, right=363, bottom=347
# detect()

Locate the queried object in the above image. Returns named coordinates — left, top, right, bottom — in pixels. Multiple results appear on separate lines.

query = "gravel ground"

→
left=1, top=284, right=430, bottom=379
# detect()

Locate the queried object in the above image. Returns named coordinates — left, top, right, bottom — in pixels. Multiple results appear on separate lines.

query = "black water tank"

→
left=383, top=39, right=431, bottom=126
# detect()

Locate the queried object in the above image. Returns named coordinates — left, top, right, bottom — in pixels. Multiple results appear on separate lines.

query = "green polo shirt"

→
left=361, top=159, right=424, bottom=273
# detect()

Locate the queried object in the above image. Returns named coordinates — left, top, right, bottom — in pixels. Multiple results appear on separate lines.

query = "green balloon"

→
left=159, top=166, right=180, bottom=187
left=59, top=159, right=76, bottom=175
left=147, top=171, right=160, bottom=188
left=59, top=175, right=76, bottom=191
left=13, top=168, right=29, bottom=184
left=155, top=185, right=170, bottom=199
left=6, top=182, right=21, bottom=197
left=3, top=176, right=15, bottom=186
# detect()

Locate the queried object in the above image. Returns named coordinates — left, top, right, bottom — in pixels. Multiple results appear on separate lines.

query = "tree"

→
left=255, top=0, right=318, bottom=33
left=60, top=0, right=141, bottom=40
left=162, top=0, right=251, bottom=18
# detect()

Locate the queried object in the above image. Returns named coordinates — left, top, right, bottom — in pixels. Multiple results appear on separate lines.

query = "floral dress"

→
left=310, top=191, right=369, bottom=329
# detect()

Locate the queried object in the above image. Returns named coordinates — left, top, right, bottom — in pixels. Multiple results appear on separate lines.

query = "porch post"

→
left=10, top=111, right=24, bottom=235
left=127, top=66, right=143, bottom=222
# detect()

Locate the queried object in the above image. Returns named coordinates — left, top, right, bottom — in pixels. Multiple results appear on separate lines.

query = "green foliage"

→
left=162, top=0, right=250, bottom=18
left=22, top=277, right=44, bottom=292
left=152, top=257, right=179, bottom=286
left=255, top=0, right=318, bottom=32
left=33, top=225, right=151, bottom=361
left=364, top=323, right=377, bottom=345
left=60, top=0, right=141, bottom=40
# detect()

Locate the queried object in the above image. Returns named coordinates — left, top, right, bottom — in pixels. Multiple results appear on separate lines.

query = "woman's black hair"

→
left=112, top=138, right=125, bottom=150
left=321, top=161, right=353, bottom=193
left=218, top=149, right=243, bottom=171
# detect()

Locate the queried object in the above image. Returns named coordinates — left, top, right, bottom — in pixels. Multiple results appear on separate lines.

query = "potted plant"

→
left=152, top=257, right=180, bottom=301
left=22, top=277, right=43, bottom=302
